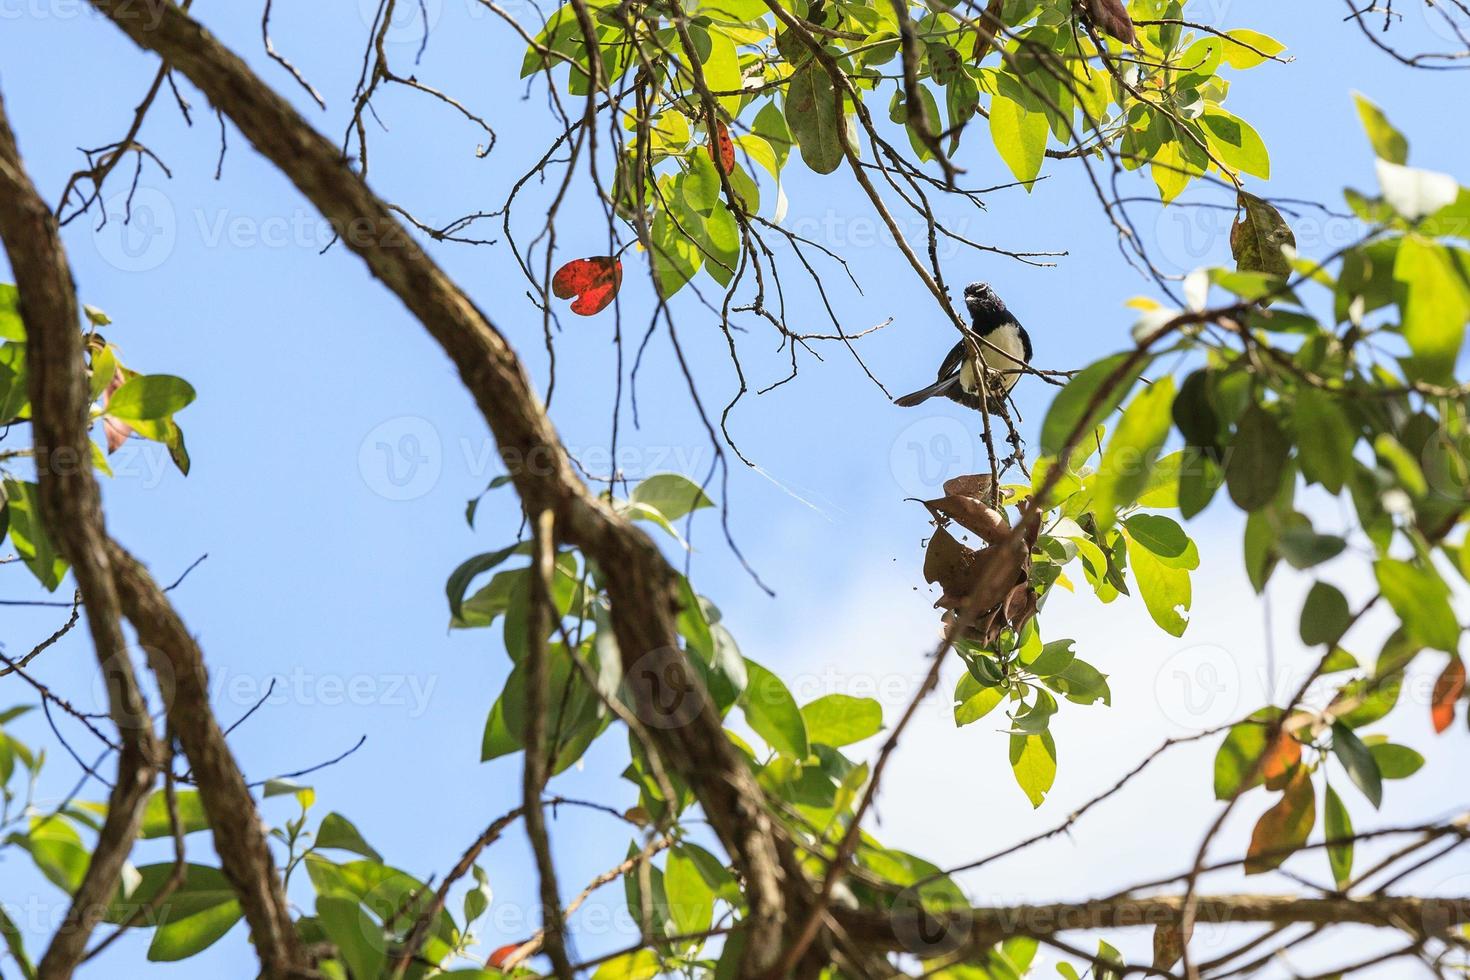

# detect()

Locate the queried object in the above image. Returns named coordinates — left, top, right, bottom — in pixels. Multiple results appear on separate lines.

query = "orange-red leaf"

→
left=707, top=120, right=735, bottom=174
left=1431, top=656, right=1465, bottom=734
left=1245, top=765, right=1316, bottom=875
left=1262, top=732, right=1302, bottom=790
left=552, top=256, right=622, bottom=315
left=489, top=943, right=522, bottom=969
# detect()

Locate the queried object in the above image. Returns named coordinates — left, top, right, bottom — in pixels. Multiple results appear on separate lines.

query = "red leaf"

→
left=489, top=943, right=522, bottom=969
left=707, top=120, right=735, bottom=175
left=1431, top=656, right=1465, bottom=734
left=552, top=256, right=622, bottom=315
left=1244, top=765, right=1316, bottom=875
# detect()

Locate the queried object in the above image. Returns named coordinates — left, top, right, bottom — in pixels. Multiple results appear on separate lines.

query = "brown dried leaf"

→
left=943, top=474, right=993, bottom=498
left=1152, top=920, right=1192, bottom=971
left=1085, top=0, right=1136, bottom=44
left=1245, top=766, right=1316, bottom=875
left=925, top=473, right=1008, bottom=544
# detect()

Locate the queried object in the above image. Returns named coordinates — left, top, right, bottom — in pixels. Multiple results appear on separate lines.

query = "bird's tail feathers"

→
left=893, top=375, right=959, bottom=407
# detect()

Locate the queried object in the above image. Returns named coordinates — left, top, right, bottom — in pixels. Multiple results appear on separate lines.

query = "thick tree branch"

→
left=837, top=893, right=1470, bottom=955
left=104, top=541, right=309, bottom=977
left=84, top=2, right=801, bottom=973
left=0, top=87, right=309, bottom=980
left=0, top=85, right=161, bottom=978
left=522, top=508, right=573, bottom=980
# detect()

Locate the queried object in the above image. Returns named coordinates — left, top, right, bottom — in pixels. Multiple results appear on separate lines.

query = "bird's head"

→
left=962, top=281, right=1006, bottom=322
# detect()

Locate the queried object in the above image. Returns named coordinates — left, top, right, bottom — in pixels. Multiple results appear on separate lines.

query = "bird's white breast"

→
left=959, top=324, right=1027, bottom=395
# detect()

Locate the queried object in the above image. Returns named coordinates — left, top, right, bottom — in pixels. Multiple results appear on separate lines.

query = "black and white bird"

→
left=893, top=282, right=1033, bottom=411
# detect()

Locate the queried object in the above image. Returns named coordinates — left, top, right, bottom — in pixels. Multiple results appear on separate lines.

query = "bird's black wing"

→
left=933, top=339, right=967, bottom=381
left=1012, top=316, right=1033, bottom=363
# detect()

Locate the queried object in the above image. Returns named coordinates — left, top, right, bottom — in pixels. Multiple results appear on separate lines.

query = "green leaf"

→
left=1124, top=532, right=1191, bottom=637
left=446, top=545, right=520, bottom=627
left=1352, top=92, right=1408, bottom=165
left=1179, top=447, right=1224, bottom=519
left=1, top=480, right=66, bottom=592
left=1222, top=29, right=1285, bottom=68
left=1092, top=376, right=1177, bottom=529
left=1300, top=582, right=1350, bottom=646
left=0, top=284, right=24, bottom=341
left=593, top=949, right=662, bottom=980
left=1335, top=237, right=1401, bottom=324
left=741, top=659, right=808, bottom=758
left=675, top=575, right=713, bottom=660
left=649, top=196, right=702, bottom=297
left=990, top=90, right=1047, bottom=186
left=700, top=30, right=743, bottom=116
left=630, top=473, right=713, bottom=522
left=800, top=694, right=882, bottom=747
left=1123, top=513, right=1189, bottom=559
left=1043, top=658, right=1111, bottom=706
left=1293, top=389, right=1356, bottom=494
left=1278, top=523, right=1346, bottom=570
left=139, top=789, right=210, bottom=839
left=1008, top=731, right=1056, bottom=808
left=752, top=101, right=793, bottom=171
left=1369, top=743, right=1424, bottom=779
left=664, top=846, right=715, bottom=934
left=1226, top=404, right=1289, bottom=511
left=1324, top=784, right=1354, bottom=889
left=1039, top=351, right=1152, bottom=459
left=1021, top=638, right=1076, bottom=677
left=0, top=901, right=33, bottom=980
left=1201, top=108, right=1269, bottom=179
left=105, top=864, right=243, bottom=961
left=1375, top=559, right=1459, bottom=653
left=317, top=895, right=386, bottom=980
left=1230, top=191, right=1295, bottom=277
left=1150, top=129, right=1206, bottom=204
left=1393, top=236, right=1470, bottom=384
left=784, top=64, right=845, bottom=175
left=105, top=375, right=195, bottom=423
left=681, top=150, right=721, bottom=213
left=953, top=672, right=1004, bottom=726
left=9, top=818, right=89, bottom=892
left=1242, top=509, right=1278, bottom=593
left=1331, top=722, right=1383, bottom=809
left=88, top=344, right=118, bottom=402
left=1334, top=673, right=1404, bottom=729
left=315, top=812, right=382, bottom=861
left=1214, top=708, right=1286, bottom=800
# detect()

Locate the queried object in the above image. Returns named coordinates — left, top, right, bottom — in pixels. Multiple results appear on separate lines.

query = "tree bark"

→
left=84, top=0, right=802, bottom=972
left=0, top=88, right=310, bottom=980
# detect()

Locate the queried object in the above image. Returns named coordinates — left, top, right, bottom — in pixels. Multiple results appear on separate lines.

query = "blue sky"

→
left=2, top=1, right=1469, bottom=976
